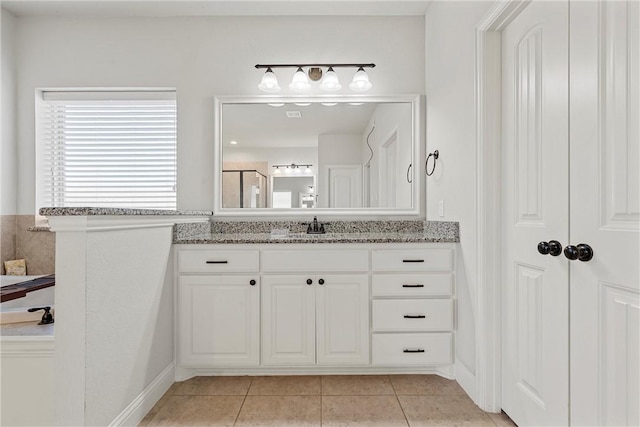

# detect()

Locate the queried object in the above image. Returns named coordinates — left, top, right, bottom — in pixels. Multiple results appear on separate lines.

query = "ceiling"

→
left=222, top=102, right=378, bottom=148
left=1, top=0, right=432, bottom=18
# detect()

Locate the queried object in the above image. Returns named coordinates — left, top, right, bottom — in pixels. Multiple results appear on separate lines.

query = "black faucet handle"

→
left=28, top=306, right=54, bottom=325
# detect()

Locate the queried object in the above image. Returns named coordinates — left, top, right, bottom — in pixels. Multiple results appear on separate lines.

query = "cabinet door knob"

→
left=249, top=279, right=256, bottom=286
left=318, top=279, right=325, bottom=285
left=306, top=279, right=313, bottom=285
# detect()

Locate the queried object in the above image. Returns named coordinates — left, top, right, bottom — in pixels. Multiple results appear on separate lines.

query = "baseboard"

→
left=455, top=358, right=477, bottom=403
left=175, top=365, right=450, bottom=381
left=109, top=362, right=174, bottom=427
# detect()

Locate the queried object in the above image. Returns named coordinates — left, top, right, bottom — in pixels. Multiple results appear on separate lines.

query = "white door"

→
left=501, top=1, right=570, bottom=425
left=262, top=275, right=315, bottom=366
left=316, top=274, right=369, bottom=365
left=569, top=1, right=640, bottom=425
left=325, top=165, right=363, bottom=208
left=178, top=275, right=259, bottom=367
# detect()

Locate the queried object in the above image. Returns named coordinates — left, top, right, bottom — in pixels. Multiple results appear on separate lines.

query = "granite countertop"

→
left=174, top=221, right=459, bottom=244
left=1, top=321, right=54, bottom=337
left=39, top=207, right=213, bottom=216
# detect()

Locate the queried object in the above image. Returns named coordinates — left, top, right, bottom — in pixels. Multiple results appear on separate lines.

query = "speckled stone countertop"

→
left=39, top=207, right=213, bottom=216
left=1, top=321, right=54, bottom=337
left=175, top=221, right=459, bottom=244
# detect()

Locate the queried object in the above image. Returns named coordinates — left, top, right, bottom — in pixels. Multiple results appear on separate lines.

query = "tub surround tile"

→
left=16, top=215, right=55, bottom=275
left=39, top=207, right=213, bottom=216
left=0, top=215, right=17, bottom=275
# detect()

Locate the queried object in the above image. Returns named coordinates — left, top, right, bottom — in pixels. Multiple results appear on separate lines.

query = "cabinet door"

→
left=316, top=274, right=370, bottom=365
left=178, top=275, right=259, bottom=367
left=262, top=275, right=316, bottom=365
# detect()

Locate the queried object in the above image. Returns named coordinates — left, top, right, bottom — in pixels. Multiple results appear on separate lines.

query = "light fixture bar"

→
left=256, top=63, right=375, bottom=69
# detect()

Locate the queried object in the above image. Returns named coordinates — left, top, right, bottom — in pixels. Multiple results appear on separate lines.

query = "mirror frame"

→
left=213, top=94, right=423, bottom=217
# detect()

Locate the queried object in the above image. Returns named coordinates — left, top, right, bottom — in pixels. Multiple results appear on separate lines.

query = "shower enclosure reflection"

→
left=222, top=169, right=267, bottom=208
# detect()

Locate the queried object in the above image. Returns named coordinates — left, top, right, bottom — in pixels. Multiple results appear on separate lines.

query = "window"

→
left=36, top=90, right=177, bottom=218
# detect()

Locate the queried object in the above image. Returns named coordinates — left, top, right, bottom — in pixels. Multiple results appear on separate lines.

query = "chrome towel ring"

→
left=426, top=150, right=439, bottom=176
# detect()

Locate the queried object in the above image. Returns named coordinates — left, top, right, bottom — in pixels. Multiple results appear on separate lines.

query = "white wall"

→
left=425, top=0, right=494, bottom=395
left=364, top=103, right=413, bottom=208
left=317, top=134, right=362, bottom=207
left=13, top=15, right=425, bottom=214
left=1, top=9, right=17, bottom=215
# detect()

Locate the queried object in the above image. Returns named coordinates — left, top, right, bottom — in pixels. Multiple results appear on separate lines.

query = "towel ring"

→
left=425, top=150, right=439, bottom=176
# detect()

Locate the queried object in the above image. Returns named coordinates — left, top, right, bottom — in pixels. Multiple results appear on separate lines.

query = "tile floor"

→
left=139, top=375, right=517, bottom=427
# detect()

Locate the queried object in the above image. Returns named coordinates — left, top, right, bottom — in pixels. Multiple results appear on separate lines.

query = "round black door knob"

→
left=565, top=244, right=594, bottom=262
left=318, top=279, right=325, bottom=285
left=564, top=245, right=579, bottom=260
left=576, top=244, right=593, bottom=262
left=539, top=240, right=563, bottom=256
left=249, top=279, right=256, bottom=286
left=548, top=240, right=563, bottom=256
left=538, top=241, right=550, bottom=255
left=306, top=279, right=313, bottom=285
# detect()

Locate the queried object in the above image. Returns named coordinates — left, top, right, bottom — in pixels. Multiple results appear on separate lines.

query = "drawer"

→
left=372, top=333, right=452, bottom=366
left=372, top=274, right=452, bottom=297
left=178, top=249, right=259, bottom=273
left=372, top=249, right=452, bottom=272
left=372, top=299, right=453, bottom=332
left=261, top=249, right=369, bottom=273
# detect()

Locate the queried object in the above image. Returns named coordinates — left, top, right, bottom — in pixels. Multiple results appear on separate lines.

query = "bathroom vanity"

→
left=173, top=221, right=458, bottom=380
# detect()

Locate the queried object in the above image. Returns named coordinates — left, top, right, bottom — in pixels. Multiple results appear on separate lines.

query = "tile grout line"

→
left=232, top=377, right=254, bottom=427
left=389, top=376, right=412, bottom=427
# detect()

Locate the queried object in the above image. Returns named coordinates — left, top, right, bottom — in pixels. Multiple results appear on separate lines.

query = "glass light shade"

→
left=274, top=167, right=281, bottom=174
left=320, top=67, right=342, bottom=91
left=304, top=166, right=312, bottom=173
left=289, top=67, right=311, bottom=92
left=284, top=167, right=292, bottom=174
left=294, top=167, right=302, bottom=174
left=349, top=67, right=373, bottom=92
left=257, top=68, right=281, bottom=92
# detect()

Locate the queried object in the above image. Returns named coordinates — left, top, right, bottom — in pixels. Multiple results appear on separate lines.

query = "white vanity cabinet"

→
left=371, top=247, right=454, bottom=366
left=262, top=274, right=369, bottom=366
left=175, top=243, right=455, bottom=375
left=177, top=249, right=260, bottom=368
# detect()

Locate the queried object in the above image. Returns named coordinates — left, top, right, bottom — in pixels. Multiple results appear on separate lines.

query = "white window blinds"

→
left=38, top=91, right=177, bottom=210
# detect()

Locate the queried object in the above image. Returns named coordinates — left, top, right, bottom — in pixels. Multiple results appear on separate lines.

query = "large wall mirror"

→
left=214, top=95, right=422, bottom=216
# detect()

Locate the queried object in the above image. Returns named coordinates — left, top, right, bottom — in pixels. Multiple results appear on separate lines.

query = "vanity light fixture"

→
left=349, top=67, right=373, bottom=91
left=321, top=102, right=338, bottom=107
left=273, top=163, right=313, bottom=175
left=268, top=102, right=285, bottom=107
left=257, top=67, right=281, bottom=92
left=229, top=140, right=238, bottom=145
left=255, top=63, right=375, bottom=93
left=289, top=67, right=311, bottom=92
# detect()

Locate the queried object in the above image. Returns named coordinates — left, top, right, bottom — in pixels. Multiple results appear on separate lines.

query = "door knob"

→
left=306, top=279, right=313, bottom=285
left=564, top=244, right=593, bottom=262
left=249, top=279, right=256, bottom=286
left=538, top=240, right=562, bottom=256
left=318, top=279, right=325, bottom=285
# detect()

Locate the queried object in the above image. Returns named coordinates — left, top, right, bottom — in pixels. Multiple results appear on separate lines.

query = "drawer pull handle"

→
left=403, top=314, right=426, bottom=319
left=402, top=284, right=424, bottom=288
left=206, top=261, right=228, bottom=264
left=403, top=259, right=425, bottom=263
left=403, top=349, right=425, bottom=353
